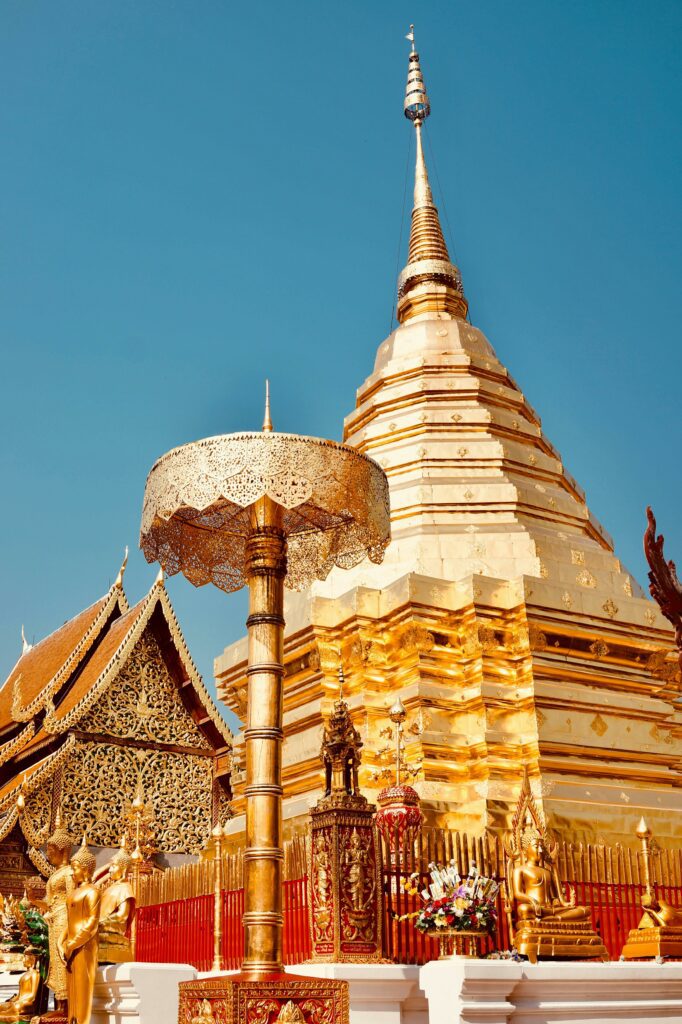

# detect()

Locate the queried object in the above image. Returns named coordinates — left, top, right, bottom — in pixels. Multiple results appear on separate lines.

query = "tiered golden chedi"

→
left=217, top=37, right=681, bottom=845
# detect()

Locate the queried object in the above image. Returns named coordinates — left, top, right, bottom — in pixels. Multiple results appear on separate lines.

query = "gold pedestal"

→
left=308, top=804, right=383, bottom=963
left=178, top=974, right=348, bottom=1024
left=433, top=929, right=481, bottom=960
left=512, top=920, right=608, bottom=964
left=622, top=925, right=682, bottom=960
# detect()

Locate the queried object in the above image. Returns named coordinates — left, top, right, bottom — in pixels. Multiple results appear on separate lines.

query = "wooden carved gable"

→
left=77, top=628, right=211, bottom=750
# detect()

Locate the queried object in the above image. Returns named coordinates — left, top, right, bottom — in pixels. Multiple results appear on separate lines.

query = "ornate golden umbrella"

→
left=140, top=392, right=390, bottom=979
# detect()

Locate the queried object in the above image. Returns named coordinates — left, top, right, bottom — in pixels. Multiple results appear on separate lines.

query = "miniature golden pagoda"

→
left=217, top=29, right=680, bottom=847
left=0, top=556, right=232, bottom=889
left=621, top=817, right=682, bottom=960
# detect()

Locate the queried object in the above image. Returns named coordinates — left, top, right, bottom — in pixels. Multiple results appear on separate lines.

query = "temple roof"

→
left=0, top=569, right=232, bottom=768
left=0, top=585, right=127, bottom=735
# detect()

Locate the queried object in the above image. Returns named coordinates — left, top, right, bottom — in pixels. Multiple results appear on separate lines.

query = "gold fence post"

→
left=212, top=824, right=224, bottom=972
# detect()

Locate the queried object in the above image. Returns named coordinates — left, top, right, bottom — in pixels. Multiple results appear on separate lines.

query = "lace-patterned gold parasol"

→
left=139, top=393, right=390, bottom=980
left=140, top=431, right=390, bottom=592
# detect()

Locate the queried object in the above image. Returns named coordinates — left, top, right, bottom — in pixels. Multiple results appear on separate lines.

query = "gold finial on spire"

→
left=397, top=31, right=468, bottom=324
left=115, top=546, right=129, bottom=587
left=21, top=626, right=32, bottom=655
left=262, top=379, right=273, bottom=433
left=337, top=663, right=346, bottom=704
left=154, top=565, right=164, bottom=586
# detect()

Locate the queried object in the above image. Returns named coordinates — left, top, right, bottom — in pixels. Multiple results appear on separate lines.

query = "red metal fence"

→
left=137, top=878, right=310, bottom=972
left=136, top=829, right=682, bottom=968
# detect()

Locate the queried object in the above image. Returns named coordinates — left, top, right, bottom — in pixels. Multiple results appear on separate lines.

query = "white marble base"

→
left=420, top=959, right=682, bottom=1024
left=288, top=963, right=428, bottom=1024
left=91, top=962, right=197, bottom=1024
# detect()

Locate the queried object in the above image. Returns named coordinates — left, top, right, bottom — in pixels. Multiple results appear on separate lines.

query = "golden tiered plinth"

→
left=622, top=816, right=682, bottom=960
left=140, top=393, right=389, bottom=1024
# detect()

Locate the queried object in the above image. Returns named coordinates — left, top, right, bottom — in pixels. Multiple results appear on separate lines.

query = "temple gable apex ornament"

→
left=504, top=767, right=607, bottom=963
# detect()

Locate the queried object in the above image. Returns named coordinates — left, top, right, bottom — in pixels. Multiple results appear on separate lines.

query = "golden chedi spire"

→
left=397, top=27, right=468, bottom=324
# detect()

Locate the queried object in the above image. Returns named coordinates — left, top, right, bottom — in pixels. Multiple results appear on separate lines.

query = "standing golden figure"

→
left=505, top=771, right=607, bottom=962
left=61, top=840, right=101, bottom=1024
left=36, top=810, right=75, bottom=1020
left=93, top=841, right=136, bottom=964
left=141, top=385, right=389, bottom=1021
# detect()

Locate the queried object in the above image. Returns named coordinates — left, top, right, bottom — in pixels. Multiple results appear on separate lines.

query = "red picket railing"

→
left=136, top=877, right=311, bottom=971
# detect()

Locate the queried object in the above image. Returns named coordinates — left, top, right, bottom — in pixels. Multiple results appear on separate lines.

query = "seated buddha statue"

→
left=94, top=846, right=136, bottom=963
left=505, top=770, right=607, bottom=962
left=513, top=834, right=590, bottom=923
left=0, top=952, right=41, bottom=1022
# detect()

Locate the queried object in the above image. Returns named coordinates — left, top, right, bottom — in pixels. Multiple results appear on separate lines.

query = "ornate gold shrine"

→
left=622, top=817, right=682, bottom=960
left=505, top=770, right=608, bottom=963
left=0, top=560, right=233, bottom=886
left=308, top=669, right=383, bottom=962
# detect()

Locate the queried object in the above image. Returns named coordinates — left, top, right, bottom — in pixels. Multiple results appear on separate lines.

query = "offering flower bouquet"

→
left=399, top=861, right=499, bottom=935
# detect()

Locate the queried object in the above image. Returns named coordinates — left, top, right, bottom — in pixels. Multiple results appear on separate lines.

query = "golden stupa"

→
left=217, top=34, right=680, bottom=846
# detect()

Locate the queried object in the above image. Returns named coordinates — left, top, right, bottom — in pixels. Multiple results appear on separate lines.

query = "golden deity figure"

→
left=93, top=842, right=136, bottom=963
left=34, top=809, right=75, bottom=1018
left=622, top=818, right=682, bottom=959
left=505, top=771, right=607, bottom=962
left=191, top=999, right=216, bottom=1024
left=61, top=840, right=101, bottom=1024
left=312, top=834, right=332, bottom=933
left=0, top=952, right=41, bottom=1022
left=342, top=827, right=376, bottom=935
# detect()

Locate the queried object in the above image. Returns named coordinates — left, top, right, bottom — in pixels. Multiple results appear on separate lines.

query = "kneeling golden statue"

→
left=0, top=952, right=41, bottom=1022
left=94, top=843, right=136, bottom=964
left=505, top=772, right=607, bottom=963
left=622, top=818, right=682, bottom=960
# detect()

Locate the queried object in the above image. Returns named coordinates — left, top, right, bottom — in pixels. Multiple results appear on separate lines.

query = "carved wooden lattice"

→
left=77, top=629, right=211, bottom=749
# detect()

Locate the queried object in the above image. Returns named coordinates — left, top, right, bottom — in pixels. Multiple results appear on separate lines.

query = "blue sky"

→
left=1, top=1, right=681, bottom=723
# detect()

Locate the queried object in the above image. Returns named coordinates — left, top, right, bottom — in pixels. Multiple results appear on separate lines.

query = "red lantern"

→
left=375, top=783, right=422, bottom=851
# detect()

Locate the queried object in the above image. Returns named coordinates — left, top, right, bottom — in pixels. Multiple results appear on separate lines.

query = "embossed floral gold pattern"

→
left=61, top=740, right=213, bottom=853
left=140, top=432, right=390, bottom=593
left=78, top=630, right=211, bottom=749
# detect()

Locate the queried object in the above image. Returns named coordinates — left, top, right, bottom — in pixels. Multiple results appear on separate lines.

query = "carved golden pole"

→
left=129, top=788, right=145, bottom=960
left=212, top=824, right=224, bottom=971
left=389, top=698, right=406, bottom=786
left=243, top=495, right=286, bottom=976
left=140, top=385, right=390, bottom=1009
left=637, top=816, right=653, bottom=898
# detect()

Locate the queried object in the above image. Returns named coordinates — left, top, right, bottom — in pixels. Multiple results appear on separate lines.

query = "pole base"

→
left=178, top=972, right=349, bottom=1024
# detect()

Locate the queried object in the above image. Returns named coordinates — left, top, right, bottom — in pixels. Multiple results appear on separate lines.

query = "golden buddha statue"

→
left=60, top=839, right=101, bottom=1024
left=34, top=809, right=75, bottom=1020
left=504, top=770, right=607, bottom=962
left=622, top=818, right=682, bottom=959
left=0, top=952, right=41, bottom=1022
left=93, top=842, right=136, bottom=963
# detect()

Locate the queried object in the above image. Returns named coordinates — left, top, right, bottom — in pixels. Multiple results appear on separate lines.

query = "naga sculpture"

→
left=504, top=770, right=607, bottom=962
left=644, top=506, right=682, bottom=669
